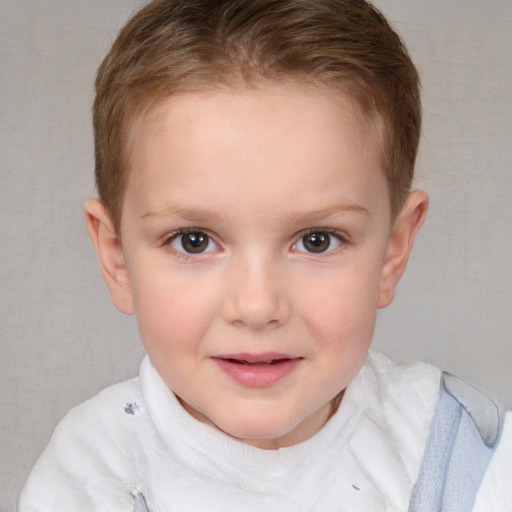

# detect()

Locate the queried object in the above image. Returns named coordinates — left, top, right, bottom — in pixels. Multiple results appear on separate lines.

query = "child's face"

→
left=88, top=84, right=426, bottom=449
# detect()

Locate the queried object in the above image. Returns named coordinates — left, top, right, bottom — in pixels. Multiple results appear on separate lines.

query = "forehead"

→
left=129, top=81, right=383, bottom=160
left=123, top=84, right=389, bottom=224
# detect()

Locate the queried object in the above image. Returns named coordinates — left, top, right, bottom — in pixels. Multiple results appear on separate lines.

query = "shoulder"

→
left=366, top=349, right=441, bottom=385
left=472, top=411, right=512, bottom=511
left=19, top=377, right=146, bottom=512
left=409, top=372, right=505, bottom=511
left=363, top=350, right=442, bottom=418
left=442, top=372, right=502, bottom=447
left=347, top=351, right=442, bottom=476
left=438, top=374, right=511, bottom=511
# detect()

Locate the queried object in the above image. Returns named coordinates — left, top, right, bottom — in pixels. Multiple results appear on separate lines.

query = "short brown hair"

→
left=93, top=0, right=421, bottom=232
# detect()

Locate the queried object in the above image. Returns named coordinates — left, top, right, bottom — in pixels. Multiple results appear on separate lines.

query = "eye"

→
left=293, top=231, right=343, bottom=254
left=169, top=230, right=217, bottom=254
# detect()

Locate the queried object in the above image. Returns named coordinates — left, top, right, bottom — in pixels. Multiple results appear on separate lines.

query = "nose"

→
left=221, top=254, right=291, bottom=330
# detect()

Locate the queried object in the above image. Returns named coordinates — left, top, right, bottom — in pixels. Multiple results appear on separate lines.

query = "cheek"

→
left=298, top=261, right=382, bottom=350
left=129, top=270, right=219, bottom=356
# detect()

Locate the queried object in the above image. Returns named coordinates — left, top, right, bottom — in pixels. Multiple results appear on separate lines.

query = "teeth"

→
left=236, top=359, right=279, bottom=366
left=224, top=357, right=291, bottom=366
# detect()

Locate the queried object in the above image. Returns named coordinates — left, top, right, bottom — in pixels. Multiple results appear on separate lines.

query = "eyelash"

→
left=292, top=229, right=348, bottom=254
left=163, top=228, right=219, bottom=258
left=163, top=228, right=348, bottom=257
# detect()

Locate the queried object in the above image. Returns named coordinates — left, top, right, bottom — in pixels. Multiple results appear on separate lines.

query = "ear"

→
left=84, top=199, right=134, bottom=314
left=377, top=190, right=428, bottom=309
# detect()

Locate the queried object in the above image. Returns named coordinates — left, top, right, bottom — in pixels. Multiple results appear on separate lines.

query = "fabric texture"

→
left=472, top=412, right=512, bottom=511
left=18, top=350, right=509, bottom=512
left=409, top=377, right=500, bottom=512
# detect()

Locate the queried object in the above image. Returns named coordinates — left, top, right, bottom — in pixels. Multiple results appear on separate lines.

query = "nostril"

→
left=223, top=298, right=289, bottom=329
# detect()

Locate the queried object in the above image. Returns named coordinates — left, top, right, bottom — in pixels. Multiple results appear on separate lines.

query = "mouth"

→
left=212, top=353, right=302, bottom=387
left=223, top=357, right=292, bottom=367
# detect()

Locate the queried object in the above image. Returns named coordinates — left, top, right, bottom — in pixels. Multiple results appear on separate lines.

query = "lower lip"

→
left=213, top=358, right=301, bottom=387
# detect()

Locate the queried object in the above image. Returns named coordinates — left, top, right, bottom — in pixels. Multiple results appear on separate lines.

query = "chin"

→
left=215, top=414, right=302, bottom=449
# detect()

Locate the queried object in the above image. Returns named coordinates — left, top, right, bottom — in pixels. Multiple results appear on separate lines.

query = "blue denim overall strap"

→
left=409, top=373, right=502, bottom=512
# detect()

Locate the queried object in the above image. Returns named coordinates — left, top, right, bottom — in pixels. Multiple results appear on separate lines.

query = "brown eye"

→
left=170, top=231, right=215, bottom=254
left=293, top=231, right=343, bottom=254
left=302, top=232, right=331, bottom=253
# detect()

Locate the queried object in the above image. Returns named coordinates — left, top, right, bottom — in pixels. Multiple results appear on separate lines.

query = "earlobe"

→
left=377, top=190, right=428, bottom=309
left=84, top=199, right=135, bottom=315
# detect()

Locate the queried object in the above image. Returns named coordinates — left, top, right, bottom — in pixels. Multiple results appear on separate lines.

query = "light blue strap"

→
left=409, top=386, right=462, bottom=511
left=409, top=375, right=500, bottom=512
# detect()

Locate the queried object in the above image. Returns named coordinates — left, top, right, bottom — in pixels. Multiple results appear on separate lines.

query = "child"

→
left=18, top=0, right=512, bottom=510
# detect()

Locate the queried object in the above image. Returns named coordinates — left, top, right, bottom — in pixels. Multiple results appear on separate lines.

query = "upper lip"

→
left=212, top=352, right=300, bottom=363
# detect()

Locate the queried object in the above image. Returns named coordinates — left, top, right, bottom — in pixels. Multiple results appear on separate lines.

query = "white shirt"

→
left=19, top=351, right=446, bottom=512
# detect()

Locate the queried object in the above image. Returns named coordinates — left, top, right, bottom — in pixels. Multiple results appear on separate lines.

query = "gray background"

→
left=1, top=1, right=511, bottom=510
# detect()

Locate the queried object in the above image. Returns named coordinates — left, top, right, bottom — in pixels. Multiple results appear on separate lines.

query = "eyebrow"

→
left=141, top=203, right=370, bottom=224
left=141, top=206, right=227, bottom=223
left=283, top=203, right=370, bottom=225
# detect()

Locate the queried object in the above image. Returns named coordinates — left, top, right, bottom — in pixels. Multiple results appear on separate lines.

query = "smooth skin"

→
left=85, top=84, right=427, bottom=450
